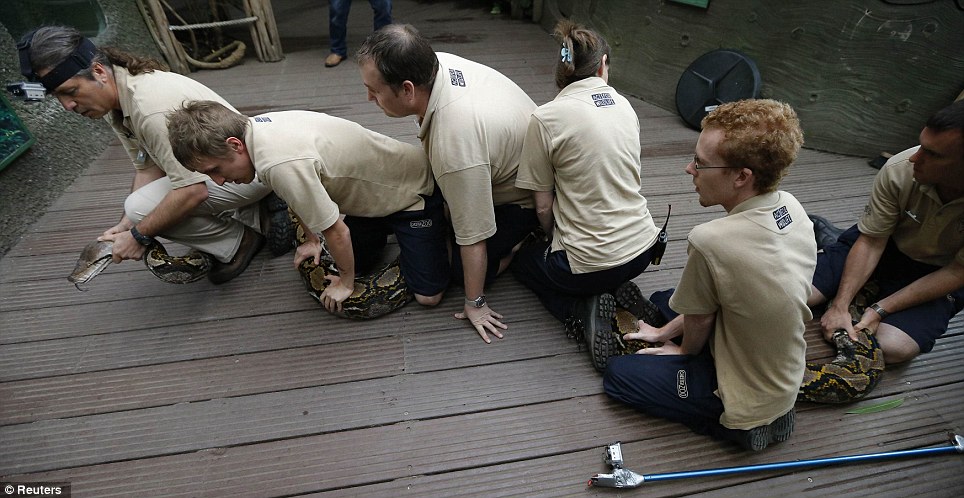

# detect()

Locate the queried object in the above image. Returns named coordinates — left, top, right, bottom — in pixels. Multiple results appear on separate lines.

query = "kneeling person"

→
left=167, top=101, right=449, bottom=314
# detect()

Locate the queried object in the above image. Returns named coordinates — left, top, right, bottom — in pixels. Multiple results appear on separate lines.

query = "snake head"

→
left=68, top=240, right=114, bottom=291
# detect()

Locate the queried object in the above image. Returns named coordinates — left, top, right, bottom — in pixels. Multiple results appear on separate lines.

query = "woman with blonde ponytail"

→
left=512, top=20, right=660, bottom=371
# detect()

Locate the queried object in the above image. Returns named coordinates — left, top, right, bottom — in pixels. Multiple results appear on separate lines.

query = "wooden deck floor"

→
left=1, top=1, right=962, bottom=496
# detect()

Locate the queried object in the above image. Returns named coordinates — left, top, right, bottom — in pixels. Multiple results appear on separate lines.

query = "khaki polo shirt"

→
left=670, top=191, right=816, bottom=430
left=516, top=77, right=659, bottom=273
left=858, top=146, right=964, bottom=267
left=244, top=111, right=433, bottom=235
left=107, top=66, right=235, bottom=188
left=418, top=52, right=536, bottom=246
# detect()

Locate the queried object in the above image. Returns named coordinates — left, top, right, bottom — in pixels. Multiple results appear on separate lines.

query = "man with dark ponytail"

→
left=511, top=21, right=660, bottom=372
left=18, top=26, right=285, bottom=285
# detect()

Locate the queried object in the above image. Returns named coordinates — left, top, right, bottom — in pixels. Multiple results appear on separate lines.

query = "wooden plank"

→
left=9, top=385, right=960, bottom=497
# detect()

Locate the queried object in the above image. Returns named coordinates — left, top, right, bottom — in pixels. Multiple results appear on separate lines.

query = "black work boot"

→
left=568, top=293, right=618, bottom=372
left=808, top=214, right=845, bottom=250
left=260, top=192, right=295, bottom=257
left=614, top=280, right=667, bottom=328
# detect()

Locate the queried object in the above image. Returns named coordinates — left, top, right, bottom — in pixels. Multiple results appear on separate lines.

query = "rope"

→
left=168, top=16, right=259, bottom=31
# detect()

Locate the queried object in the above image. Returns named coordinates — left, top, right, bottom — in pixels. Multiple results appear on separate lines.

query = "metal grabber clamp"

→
left=589, top=434, right=964, bottom=489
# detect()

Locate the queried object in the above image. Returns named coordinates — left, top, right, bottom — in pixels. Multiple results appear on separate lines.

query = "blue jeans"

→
left=329, top=0, right=393, bottom=56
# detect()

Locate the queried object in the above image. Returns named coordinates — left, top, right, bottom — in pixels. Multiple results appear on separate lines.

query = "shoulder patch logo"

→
left=449, top=68, right=466, bottom=87
left=772, top=205, right=792, bottom=229
left=592, top=92, right=615, bottom=107
left=254, top=116, right=272, bottom=122
left=676, top=369, right=689, bottom=399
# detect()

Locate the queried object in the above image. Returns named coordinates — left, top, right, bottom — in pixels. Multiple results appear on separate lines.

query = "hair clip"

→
left=560, top=46, right=572, bottom=63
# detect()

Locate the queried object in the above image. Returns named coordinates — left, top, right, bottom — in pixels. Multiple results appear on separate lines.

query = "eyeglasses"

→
left=692, top=155, right=742, bottom=170
left=693, top=156, right=753, bottom=171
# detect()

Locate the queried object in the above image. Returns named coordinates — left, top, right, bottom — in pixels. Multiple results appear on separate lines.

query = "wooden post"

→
left=136, top=0, right=191, bottom=74
left=244, top=0, right=284, bottom=62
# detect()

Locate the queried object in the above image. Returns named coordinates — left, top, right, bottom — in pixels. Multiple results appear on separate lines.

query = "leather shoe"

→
left=208, top=226, right=265, bottom=284
left=809, top=214, right=844, bottom=250
left=260, top=192, right=295, bottom=257
left=324, top=53, right=345, bottom=67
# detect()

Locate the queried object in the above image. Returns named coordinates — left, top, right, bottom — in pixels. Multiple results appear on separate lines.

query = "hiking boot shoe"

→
left=260, top=192, right=295, bottom=257
left=740, top=424, right=772, bottom=452
left=769, top=409, right=795, bottom=443
left=583, top=293, right=618, bottom=372
left=208, top=225, right=265, bottom=285
left=614, top=280, right=667, bottom=328
left=809, top=214, right=845, bottom=250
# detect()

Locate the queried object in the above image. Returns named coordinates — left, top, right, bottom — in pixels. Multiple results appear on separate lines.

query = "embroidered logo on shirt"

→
left=449, top=68, right=466, bottom=87
left=410, top=219, right=433, bottom=229
left=592, top=92, right=615, bottom=107
left=676, top=369, right=689, bottom=399
left=772, top=205, right=792, bottom=229
left=254, top=116, right=272, bottom=122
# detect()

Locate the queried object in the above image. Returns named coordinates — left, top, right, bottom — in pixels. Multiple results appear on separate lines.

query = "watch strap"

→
left=465, top=295, right=486, bottom=308
left=130, top=226, right=156, bottom=247
left=869, top=302, right=889, bottom=320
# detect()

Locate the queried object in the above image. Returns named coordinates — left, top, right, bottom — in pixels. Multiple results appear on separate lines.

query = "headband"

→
left=18, top=30, right=98, bottom=92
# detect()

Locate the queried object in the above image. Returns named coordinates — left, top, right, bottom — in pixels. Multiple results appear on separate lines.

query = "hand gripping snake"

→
left=69, top=212, right=413, bottom=320
left=608, top=282, right=885, bottom=404
left=68, top=239, right=212, bottom=290
left=291, top=211, right=413, bottom=320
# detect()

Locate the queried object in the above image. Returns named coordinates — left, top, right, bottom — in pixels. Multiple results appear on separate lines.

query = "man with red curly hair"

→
left=603, top=99, right=816, bottom=451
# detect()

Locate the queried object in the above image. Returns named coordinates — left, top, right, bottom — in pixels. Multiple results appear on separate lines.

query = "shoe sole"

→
left=769, top=409, right=795, bottom=443
left=261, top=194, right=295, bottom=257
left=614, top=281, right=666, bottom=328
left=589, top=293, right=618, bottom=372
left=265, top=209, right=295, bottom=257
left=741, top=409, right=794, bottom=451
left=745, top=425, right=771, bottom=451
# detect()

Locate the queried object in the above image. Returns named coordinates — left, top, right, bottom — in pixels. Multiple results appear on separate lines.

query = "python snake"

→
left=608, top=282, right=884, bottom=404
left=68, top=239, right=212, bottom=290
left=292, top=211, right=412, bottom=320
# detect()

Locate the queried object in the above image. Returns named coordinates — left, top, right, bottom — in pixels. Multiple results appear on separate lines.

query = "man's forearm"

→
left=877, top=260, right=964, bottom=314
left=533, top=190, right=554, bottom=236
left=680, top=313, right=714, bottom=355
left=461, top=241, right=488, bottom=300
left=135, top=182, right=209, bottom=236
left=830, top=234, right=887, bottom=311
left=322, top=219, right=355, bottom=282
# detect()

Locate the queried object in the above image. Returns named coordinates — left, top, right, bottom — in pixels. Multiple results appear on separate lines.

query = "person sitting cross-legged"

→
left=603, top=99, right=816, bottom=451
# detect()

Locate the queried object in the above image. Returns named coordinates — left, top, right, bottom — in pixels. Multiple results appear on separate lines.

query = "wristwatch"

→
left=465, top=295, right=487, bottom=308
left=130, top=226, right=156, bottom=246
left=868, top=302, right=889, bottom=320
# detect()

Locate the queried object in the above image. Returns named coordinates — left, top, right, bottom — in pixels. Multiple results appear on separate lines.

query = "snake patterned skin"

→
left=68, top=239, right=211, bottom=290
left=607, top=281, right=884, bottom=404
left=798, top=281, right=885, bottom=403
left=292, top=211, right=413, bottom=320
left=799, top=328, right=884, bottom=403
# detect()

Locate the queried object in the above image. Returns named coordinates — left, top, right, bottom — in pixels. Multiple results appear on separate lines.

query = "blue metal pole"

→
left=643, top=435, right=964, bottom=483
